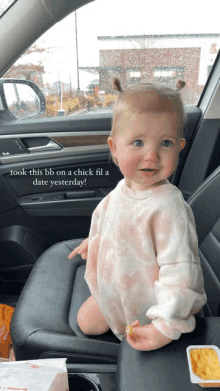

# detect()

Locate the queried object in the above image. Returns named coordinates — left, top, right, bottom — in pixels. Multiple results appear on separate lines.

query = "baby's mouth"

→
left=140, top=169, right=158, bottom=172
left=139, top=168, right=159, bottom=177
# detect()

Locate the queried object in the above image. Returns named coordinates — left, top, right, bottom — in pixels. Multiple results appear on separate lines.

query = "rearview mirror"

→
left=0, top=79, right=46, bottom=121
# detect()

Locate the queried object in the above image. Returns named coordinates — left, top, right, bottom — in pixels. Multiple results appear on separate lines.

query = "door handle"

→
left=28, top=140, right=62, bottom=152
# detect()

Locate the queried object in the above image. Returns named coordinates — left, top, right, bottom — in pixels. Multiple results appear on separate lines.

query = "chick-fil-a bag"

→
left=0, top=304, right=15, bottom=360
left=0, top=358, right=69, bottom=391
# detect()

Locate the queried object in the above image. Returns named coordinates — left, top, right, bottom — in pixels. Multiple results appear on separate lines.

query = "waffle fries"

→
left=126, top=325, right=134, bottom=336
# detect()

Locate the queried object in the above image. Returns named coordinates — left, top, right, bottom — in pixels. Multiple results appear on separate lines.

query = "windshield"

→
left=2, top=0, right=220, bottom=119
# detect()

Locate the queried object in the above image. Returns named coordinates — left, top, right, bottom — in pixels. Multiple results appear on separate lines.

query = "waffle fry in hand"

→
left=126, top=325, right=134, bottom=336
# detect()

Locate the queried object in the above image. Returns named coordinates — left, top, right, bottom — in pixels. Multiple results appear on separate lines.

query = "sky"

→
left=14, top=0, right=220, bottom=91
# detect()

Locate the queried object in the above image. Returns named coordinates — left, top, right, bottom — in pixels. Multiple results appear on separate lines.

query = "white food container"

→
left=186, top=345, right=220, bottom=388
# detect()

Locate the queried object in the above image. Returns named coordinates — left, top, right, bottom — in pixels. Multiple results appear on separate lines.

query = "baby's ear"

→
left=107, top=136, right=115, bottom=152
left=180, top=138, right=186, bottom=150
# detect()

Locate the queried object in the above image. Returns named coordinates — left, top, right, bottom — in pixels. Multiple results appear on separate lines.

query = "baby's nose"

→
left=143, top=149, right=159, bottom=161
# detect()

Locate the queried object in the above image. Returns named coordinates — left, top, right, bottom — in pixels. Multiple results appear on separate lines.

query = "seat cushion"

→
left=69, top=262, right=119, bottom=342
left=10, top=238, right=120, bottom=363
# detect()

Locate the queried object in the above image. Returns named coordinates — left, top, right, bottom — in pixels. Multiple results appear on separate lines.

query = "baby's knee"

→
left=77, top=306, right=89, bottom=334
left=77, top=303, right=110, bottom=335
left=77, top=304, right=97, bottom=335
left=77, top=313, right=107, bottom=335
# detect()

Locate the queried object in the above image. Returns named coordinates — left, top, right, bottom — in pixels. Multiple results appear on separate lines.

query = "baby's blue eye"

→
left=133, top=139, right=173, bottom=147
left=133, top=140, right=143, bottom=147
left=162, top=140, right=173, bottom=147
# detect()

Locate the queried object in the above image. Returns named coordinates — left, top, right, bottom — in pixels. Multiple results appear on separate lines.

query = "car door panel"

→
left=0, top=107, right=207, bottom=226
left=0, top=106, right=203, bottom=213
left=7, top=159, right=121, bottom=217
left=0, top=105, right=218, bottom=286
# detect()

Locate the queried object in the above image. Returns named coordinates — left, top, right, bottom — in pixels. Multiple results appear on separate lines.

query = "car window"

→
left=2, top=0, right=220, bottom=120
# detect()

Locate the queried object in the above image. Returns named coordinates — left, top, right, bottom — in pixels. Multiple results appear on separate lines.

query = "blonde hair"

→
left=108, top=78, right=186, bottom=167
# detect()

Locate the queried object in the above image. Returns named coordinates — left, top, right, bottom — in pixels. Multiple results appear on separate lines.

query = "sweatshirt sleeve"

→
left=146, top=197, right=207, bottom=340
left=85, top=193, right=111, bottom=282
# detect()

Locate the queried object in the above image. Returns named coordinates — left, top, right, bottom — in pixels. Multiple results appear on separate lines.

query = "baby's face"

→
left=108, top=111, right=186, bottom=191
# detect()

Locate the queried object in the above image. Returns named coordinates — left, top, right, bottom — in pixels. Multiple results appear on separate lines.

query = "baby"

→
left=68, top=77, right=207, bottom=351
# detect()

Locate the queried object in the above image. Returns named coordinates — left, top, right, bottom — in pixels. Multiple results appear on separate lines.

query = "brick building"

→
left=80, top=33, right=220, bottom=105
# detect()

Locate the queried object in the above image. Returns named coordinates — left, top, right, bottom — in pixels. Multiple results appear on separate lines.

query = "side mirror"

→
left=0, top=79, right=46, bottom=121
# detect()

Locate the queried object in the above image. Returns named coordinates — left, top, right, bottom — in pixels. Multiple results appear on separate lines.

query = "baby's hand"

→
left=126, top=321, right=173, bottom=351
left=68, top=237, right=89, bottom=260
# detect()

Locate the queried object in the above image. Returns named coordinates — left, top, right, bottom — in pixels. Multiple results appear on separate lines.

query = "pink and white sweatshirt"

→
left=84, top=178, right=207, bottom=341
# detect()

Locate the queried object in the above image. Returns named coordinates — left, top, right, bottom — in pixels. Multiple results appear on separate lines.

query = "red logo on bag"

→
left=0, top=388, right=27, bottom=390
left=25, top=362, right=41, bottom=369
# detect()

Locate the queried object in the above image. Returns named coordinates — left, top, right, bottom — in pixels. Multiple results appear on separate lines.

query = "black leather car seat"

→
left=11, top=166, right=220, bottom=363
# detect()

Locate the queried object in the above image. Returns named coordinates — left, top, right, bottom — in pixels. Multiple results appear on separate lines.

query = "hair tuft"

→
left=176, top=79, right=186, bottom=91
left=113, top=77, right=123, bottom=92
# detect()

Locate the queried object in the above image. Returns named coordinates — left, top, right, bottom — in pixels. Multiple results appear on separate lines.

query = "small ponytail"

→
left=113, top=77, right=123, bottom=92
left=176, top=79, right=186, bottom=92
left=113, top=77, right=185, bottom=93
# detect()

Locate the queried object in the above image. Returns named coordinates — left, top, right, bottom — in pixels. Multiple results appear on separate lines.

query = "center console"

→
left=116, top=318, right=220, bottom=391
left=67, top=363, right=117, bottom=391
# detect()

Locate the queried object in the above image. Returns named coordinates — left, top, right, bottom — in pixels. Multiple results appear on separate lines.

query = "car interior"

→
left=0, top=0, right=220, bottom=390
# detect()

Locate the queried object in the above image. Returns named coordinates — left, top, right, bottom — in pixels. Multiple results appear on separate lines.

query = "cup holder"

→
left=68, top=374, right=101, bottom=391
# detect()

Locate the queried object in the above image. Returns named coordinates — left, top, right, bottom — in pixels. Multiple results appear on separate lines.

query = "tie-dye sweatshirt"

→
left=84, top=178, right=207, bottom=341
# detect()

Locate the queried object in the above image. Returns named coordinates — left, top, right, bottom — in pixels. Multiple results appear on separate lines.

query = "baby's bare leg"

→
left=77, top=295, right=110, bottom=335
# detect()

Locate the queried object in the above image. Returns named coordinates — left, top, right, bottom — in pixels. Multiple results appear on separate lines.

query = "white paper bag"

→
left=0, top=358, right=69, bottom=391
